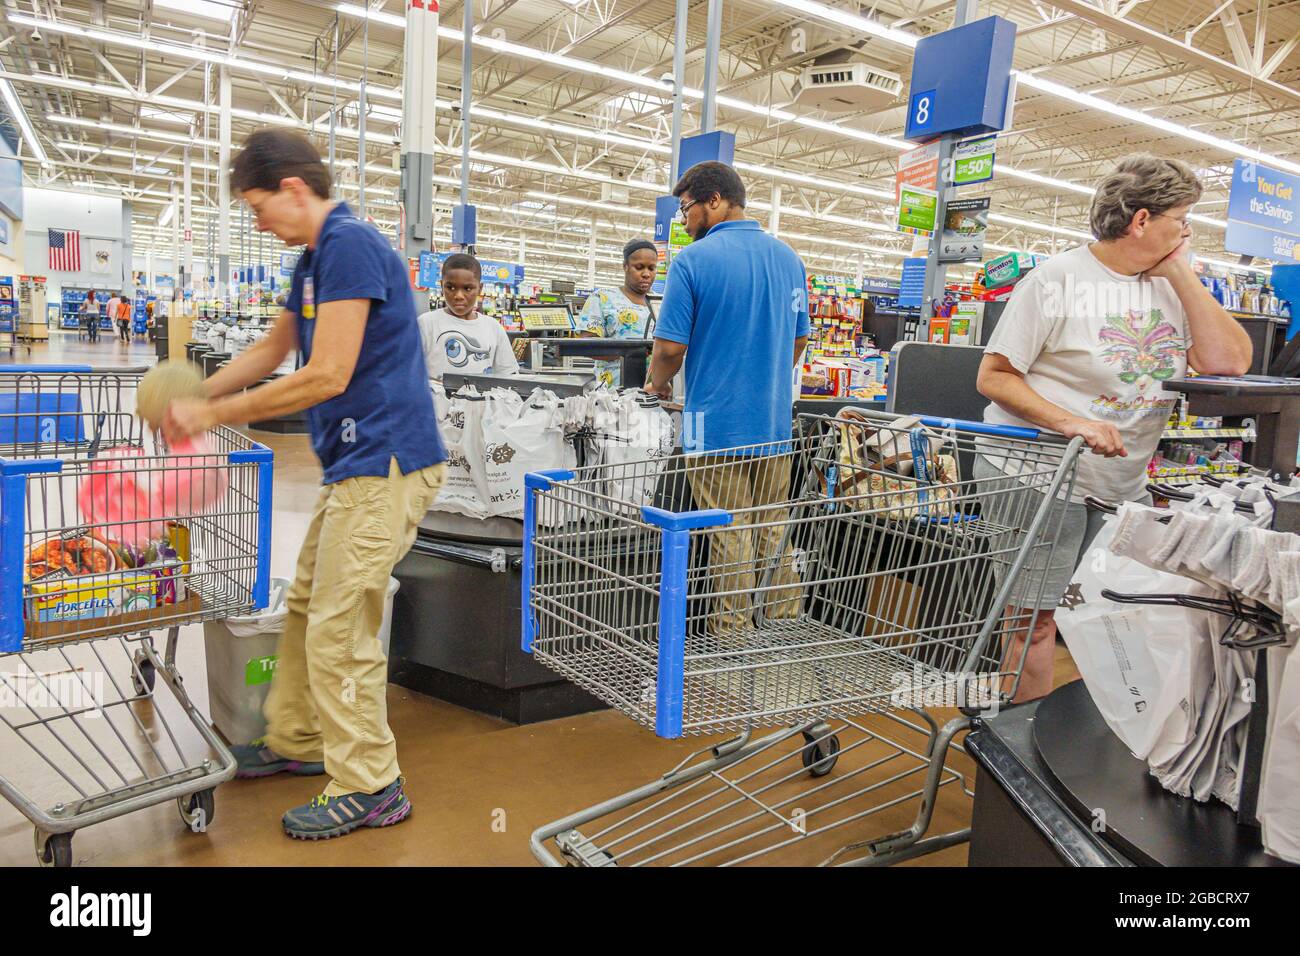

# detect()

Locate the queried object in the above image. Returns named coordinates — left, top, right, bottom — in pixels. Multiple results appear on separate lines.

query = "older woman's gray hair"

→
left=1089, top=154, right=1203, bottom=241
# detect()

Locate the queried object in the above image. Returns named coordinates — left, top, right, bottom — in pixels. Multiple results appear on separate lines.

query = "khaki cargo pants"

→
left=263, top=457, right=446, bottom=797
left=687, top=454, right=804, bottom=634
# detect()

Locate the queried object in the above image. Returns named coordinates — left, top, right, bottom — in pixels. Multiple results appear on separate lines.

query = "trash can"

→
left=203, top=576, right=401, bottom=745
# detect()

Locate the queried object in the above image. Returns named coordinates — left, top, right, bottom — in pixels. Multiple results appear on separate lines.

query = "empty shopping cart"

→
left=0, top=365, right=272, bottom=866
left=522, top=409, right=1082, bottom=866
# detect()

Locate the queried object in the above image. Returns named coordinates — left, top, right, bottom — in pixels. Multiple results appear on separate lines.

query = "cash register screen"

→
left=519, top=303, right=575, bottom=332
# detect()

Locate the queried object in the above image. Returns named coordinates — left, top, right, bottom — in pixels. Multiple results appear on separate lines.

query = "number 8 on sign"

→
left=908, top=89, right=937, bottom=138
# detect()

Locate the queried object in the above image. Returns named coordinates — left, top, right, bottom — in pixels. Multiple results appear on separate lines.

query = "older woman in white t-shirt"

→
left=976, top=153, right=1253, bottom=702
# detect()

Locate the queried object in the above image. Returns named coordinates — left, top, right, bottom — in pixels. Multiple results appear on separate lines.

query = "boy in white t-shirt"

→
left=417, top=253, right=519, bottom=382
left=977, top=153, right=1253, bottom=704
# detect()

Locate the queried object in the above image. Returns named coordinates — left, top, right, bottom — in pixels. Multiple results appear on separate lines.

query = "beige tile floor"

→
left=0, top=332, right=1081, bottom=866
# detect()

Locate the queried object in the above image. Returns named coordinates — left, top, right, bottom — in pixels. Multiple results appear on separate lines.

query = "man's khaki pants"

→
left=687, top=454, right=803, bottom=634
left=263, top=458, right=446, bottom=797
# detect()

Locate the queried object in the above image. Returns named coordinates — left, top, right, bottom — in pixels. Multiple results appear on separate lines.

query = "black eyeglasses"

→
left=677, top=199, right=699, bottom=222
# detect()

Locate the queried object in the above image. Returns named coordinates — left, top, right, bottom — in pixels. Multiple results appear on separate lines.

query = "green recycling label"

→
left=953, top=137, right=996, bottom=186
left=245, top=655, right=279, bottom=686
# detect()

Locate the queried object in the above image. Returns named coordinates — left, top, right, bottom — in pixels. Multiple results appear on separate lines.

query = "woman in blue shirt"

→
left=578, top=239, right=658, bottom=339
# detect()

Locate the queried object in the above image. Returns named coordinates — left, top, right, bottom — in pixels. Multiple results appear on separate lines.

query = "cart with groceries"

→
left=0, top=365, right=272, bottom=866
left=523, top=409, right=1083, bottom=866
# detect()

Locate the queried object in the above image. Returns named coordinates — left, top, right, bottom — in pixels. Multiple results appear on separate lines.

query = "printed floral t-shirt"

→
left=983, top=243, right=1191, bottom=502
left=578, top=287, right=652, bottom=338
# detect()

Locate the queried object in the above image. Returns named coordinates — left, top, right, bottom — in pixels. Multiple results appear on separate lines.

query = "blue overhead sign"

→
left=904, top=16, right=1017, bottom=142
left=417, top=251, right=524, bottom=289
left=1226, top=159, right=1300, bottom=263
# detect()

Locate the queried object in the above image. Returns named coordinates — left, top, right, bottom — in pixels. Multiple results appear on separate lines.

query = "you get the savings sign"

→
left=1225, top=159, right=1300, bottom=262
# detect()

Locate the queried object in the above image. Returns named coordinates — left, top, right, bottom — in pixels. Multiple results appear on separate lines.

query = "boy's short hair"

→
left=231, top=129, right=331, bottom=199
left=442, top=253, right=482, bottom=281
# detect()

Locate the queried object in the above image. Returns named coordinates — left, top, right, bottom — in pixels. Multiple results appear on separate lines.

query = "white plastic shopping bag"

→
left=1258, top=641, right=1300, bottom=864
left=429, top=384, right=492, bottom=519
left=1056, top=516, right=1218, bottom=766
left=592, top=390, right=675, bottom=512
left=481, top=388, right=575, bottom=521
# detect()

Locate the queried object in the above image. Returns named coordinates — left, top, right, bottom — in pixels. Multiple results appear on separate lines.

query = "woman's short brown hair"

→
left=230, top=129, right=331, bottom=199
left=1089, top=154, right=1202, bottom=241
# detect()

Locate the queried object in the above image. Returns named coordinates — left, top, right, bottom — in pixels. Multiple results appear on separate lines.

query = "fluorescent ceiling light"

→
left=766, top=0, right=919, bottom=49
left=7, top=13, right=402, bottom=102
left=159, top=204, right=175, bottom=227
left=762, top=1, right=1300, bottom=177
left=0, top=76, right=48, bottom=166
left=155, top=0, right=237, bottom=24
left=46, top=113, right=218, bottom=147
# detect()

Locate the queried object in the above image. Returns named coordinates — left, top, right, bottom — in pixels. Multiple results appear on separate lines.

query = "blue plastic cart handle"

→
left=0, top=365, right=93, bottom=374
left=917, top=416, right=1040, bottom=440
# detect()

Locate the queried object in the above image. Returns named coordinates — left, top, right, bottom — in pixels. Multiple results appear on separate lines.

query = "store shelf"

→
left=1161, top=427, right=1256, bottom=440
left=1148, top=466, right=1248, bottom=485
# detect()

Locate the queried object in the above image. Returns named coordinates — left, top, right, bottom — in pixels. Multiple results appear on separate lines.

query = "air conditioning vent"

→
left=793, top=62, right=903, bottom=113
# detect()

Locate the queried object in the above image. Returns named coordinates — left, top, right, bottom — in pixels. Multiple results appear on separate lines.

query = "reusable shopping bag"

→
left=823, top=413, right=959, bottom=520
left=429, top=384, right=492, bottom=520
left=1056, top=516, right=1217, bottom=767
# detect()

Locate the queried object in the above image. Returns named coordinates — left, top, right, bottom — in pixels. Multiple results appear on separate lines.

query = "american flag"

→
left=48, top=229, right=81, bottom=272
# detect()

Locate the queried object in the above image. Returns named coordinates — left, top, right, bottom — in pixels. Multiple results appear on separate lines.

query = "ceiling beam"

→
left=1047, top=0, right=1300, bottom=109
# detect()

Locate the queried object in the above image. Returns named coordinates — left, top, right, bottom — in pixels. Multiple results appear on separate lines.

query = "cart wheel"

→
left=801, top=732, right=840, bottom=777
left=35, top=830, right=73, bottom=867
left=178, top=788, right=215, bottom=833
left=131, top=654, right=156, bottom=695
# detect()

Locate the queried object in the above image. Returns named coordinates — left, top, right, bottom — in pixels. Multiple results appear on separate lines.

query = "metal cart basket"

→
left=523, top=410, right=1082, bottom=866
left=0, top=365, right=272, bottom=866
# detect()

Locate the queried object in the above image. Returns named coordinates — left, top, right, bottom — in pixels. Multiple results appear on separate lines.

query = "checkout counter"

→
left=387, top=340, right=654, bottom=724
left=186, top=324, right=310, bottom=434
left=966, top=485, right=1297, bottom=868
left=879, top=340, right=1299, bottom=867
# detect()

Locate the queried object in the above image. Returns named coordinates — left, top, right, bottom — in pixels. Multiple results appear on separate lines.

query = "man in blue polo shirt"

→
left=649, top=161, right=810, bottom=633
left=164, top=129, right=447, bottom=840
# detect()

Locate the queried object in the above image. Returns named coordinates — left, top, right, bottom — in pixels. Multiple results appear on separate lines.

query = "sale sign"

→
left=952, top=136, right=996, bottom=186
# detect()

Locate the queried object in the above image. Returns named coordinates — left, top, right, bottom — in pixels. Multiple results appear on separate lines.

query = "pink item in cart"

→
left=77, top=435, right=229, bottom=547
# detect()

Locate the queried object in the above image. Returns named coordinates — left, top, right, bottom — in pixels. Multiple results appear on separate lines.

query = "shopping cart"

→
left=0, top=365, right=272, bottom=866
left=522, top=409, right=1082, bottom=866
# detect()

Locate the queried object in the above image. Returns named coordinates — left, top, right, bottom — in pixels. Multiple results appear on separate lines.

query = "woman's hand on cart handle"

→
left=1056, top=415, right=1126, bottom=458
left=162, top=397, right=217, bottom=443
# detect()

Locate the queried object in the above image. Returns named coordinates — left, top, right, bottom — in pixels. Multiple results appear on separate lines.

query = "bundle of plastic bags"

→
left=429, top=386, right=676, bottom=522
left=481, top=387, right=575, bottom=522
left=430, top=384, right=492, bottom=520
left=585, top=390, right=674, bottom=513
left=1057, top=488, right=1300, bottom=863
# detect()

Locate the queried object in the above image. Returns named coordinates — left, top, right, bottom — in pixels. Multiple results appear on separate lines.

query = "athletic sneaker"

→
left=282, top=777, right=412, bottom=840
left=231, top=738, right=325, bottom=778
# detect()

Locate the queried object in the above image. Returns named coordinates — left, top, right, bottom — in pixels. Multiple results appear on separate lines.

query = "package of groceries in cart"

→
left=823, top=412, right=960, bottom=520
left=24, top=521, right=197, bottom=623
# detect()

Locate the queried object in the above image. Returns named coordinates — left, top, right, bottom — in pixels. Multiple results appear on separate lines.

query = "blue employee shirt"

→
left=654, top=219, right=810, bottom=453
left=286, top=202, right=447, bottom=483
